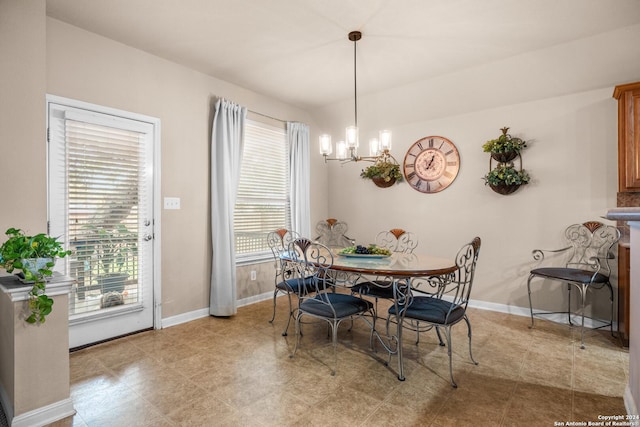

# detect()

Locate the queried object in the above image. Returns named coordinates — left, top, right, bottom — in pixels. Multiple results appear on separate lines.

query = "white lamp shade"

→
left=319, top=134, right=332, bottom=155
left=336, top=141, right=348, bottom=160
left=345, top=126, right=359, bottom=148
left=379, top=130, right=392, bottom=151
left=369, top=138, right=380, bottom=156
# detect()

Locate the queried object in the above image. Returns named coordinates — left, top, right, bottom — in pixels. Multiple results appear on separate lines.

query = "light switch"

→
left=164, top=197, right=181, bottom=210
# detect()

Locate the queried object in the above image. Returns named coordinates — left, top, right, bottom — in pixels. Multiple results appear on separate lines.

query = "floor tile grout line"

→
left=498, top=323, right=536, bottom=426
left=63, top=305, right=627, bottom=426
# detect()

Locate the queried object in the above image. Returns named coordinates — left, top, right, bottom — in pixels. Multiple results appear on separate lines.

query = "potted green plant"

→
left=82, top=224, right=137, bottom=294
left=483, top=164, right=530, bottom=195
left=0, top=228, right=72, bottom=323
left=360, top=159, right=403, bottom=188
left=482, top=127, right=527, bottom=163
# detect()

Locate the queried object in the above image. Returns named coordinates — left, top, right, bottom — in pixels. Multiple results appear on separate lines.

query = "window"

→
left=234, top=119, right=289, bottom=263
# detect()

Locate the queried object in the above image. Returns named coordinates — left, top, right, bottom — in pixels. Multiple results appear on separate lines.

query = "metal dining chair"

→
left=314, top=218, right=355, bottom=248
left=527, top=221, right=620, bottom=349
left=388, top=237, right=481, bottom=388
left=351, top=229, right=418, bottom=314
left=267, top=229, right=315, bottom=336
left=288, top=238, right=375, bottom=376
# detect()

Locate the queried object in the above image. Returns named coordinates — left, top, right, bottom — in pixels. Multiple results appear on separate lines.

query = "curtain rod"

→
left=248, top=109, right=286, bottom=124
left=215, top=96, right=287, bottom=124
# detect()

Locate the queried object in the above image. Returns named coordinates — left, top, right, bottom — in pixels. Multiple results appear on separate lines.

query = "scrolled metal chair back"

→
left=267, top=229, right=300, bottom=259
left=267, top=229, right=301, bottom=286
left=564, top=222, right=619, bottom=276
left=442, top=237, right=482, bottom=310
left=287, top=238, right=334, bottom=293
left=314, top=218, right=354, bottom=248
left=376, top=228, right=418, bottom=254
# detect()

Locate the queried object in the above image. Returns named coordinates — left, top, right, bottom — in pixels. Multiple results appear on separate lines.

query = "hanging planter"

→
left=483, top=164, right=530, bottom=195
left=491, top=151, right=518, bottom=163
left=489, top=183, right=521, bottom=195
left=483, top=127, right=527, bottom=159
left=360, top=159, right=403, bottom=188
left=482, top=127, right=531, bottom=195
left=372, top=177, right=396, bottom=188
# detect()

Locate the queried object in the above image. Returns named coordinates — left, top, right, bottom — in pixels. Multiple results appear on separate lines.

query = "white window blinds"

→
left=65, top=118, right=142, bottom=285
left=234, top=120, right=290, bottom=260
left=49, top=104, right=153, bottom=318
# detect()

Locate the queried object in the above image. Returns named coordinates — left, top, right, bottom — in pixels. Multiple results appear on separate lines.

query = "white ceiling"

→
left=46, top=0, right=640, bottom=111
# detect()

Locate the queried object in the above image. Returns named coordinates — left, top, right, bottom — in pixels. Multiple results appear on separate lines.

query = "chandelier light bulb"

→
left=369, top=138, right=380, bottom=156
left=379, top=130, right=392, bottom=151
left=319, top=134, right=332, bottom=155
left=345, top=125, right=359, bottom=149
left=336, top=141, right=348, bottom=160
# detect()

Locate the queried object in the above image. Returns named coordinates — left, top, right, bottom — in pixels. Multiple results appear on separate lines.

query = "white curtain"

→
left=287, top=122, right=311, bottom=238
left=210, top=99, right=246, bottom=316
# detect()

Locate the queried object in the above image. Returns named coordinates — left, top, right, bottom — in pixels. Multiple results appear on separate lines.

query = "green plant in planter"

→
left=482, top=127, right=527, bottom=154
left=360, top=160, right=403, bottom=184
left=77, top=223, right=137, bottom=293
left=483, top=164, right=530, bottom=186
left=0, top=228, right=72, bottom=323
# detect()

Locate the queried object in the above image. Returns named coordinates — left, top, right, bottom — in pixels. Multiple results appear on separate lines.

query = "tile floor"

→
left=48, top=298, right=628, bottom=427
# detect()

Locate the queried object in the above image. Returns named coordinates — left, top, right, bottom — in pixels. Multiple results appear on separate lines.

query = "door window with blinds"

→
left=48, top=100, right=154, bottom=325
left=235, top=119, right=290, bottom=263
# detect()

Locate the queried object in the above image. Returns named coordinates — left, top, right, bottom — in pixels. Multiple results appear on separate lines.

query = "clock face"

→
left=403, top=136, right=460, bottom=193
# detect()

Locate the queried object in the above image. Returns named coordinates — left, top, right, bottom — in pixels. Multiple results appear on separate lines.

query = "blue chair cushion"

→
left=530, top=267, right=608, bottom=284
left=351, top=280, right=394, bottom=299
left=276, top=276, right=315, bottom=293
left=388, top=296, right=465, bottom=325
left=300, top=293, right=373, bottom=318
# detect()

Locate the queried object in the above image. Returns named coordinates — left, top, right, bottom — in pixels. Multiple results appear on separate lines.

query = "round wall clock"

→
left=403, top=136, right=460, bottom=193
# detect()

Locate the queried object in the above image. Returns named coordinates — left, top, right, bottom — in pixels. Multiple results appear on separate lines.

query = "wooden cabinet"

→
left=613, top=82, right=640, bottom=192
left=618, top=243, right=631, bottom=346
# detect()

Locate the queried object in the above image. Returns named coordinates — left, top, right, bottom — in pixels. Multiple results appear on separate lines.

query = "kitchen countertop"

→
left=606, top=207, right=640, bottom=222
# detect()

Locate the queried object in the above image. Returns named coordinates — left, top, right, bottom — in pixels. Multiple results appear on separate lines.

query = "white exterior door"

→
left=47, top=96, right=159, bottom=349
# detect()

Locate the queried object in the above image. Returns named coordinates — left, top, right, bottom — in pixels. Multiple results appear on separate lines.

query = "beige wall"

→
left=45, top=18, right=322, bottom=318
left=3, top=0, right=638, bottom=324
left=0, top=0, right=47, bottom=234
left=316, top=88, right=619, bottom=317
left=311, top=24, right=640, bottom=318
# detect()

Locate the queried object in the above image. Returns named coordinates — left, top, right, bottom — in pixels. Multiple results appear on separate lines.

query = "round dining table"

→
left=328, top=251, right=457, bottom=381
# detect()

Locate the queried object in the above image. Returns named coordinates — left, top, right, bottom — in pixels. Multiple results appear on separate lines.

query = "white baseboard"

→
left=625, top=385, right=639, bottom=416
left=9, top=398, right=75, bottom=427
left=237, top=290, right=274, bottom=307
left=467, top=298, right=617, bottom=330
left=161, top=308, right=210, bottom=328
left=161, top=291, right=275, bottom=329
left=160, top=292, right=614, bottom=331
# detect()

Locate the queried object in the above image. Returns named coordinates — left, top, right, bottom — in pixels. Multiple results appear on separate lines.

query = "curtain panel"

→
left=287, top=122, right=311, bottom=239
left=210, top=99, right=246, bottom=316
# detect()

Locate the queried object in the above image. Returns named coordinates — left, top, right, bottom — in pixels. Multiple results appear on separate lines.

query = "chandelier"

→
left=319, top=31, right=393, bottom=164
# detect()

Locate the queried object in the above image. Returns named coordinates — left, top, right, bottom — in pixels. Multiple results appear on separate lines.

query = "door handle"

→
left=143, top=234, right=153, bottom=241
